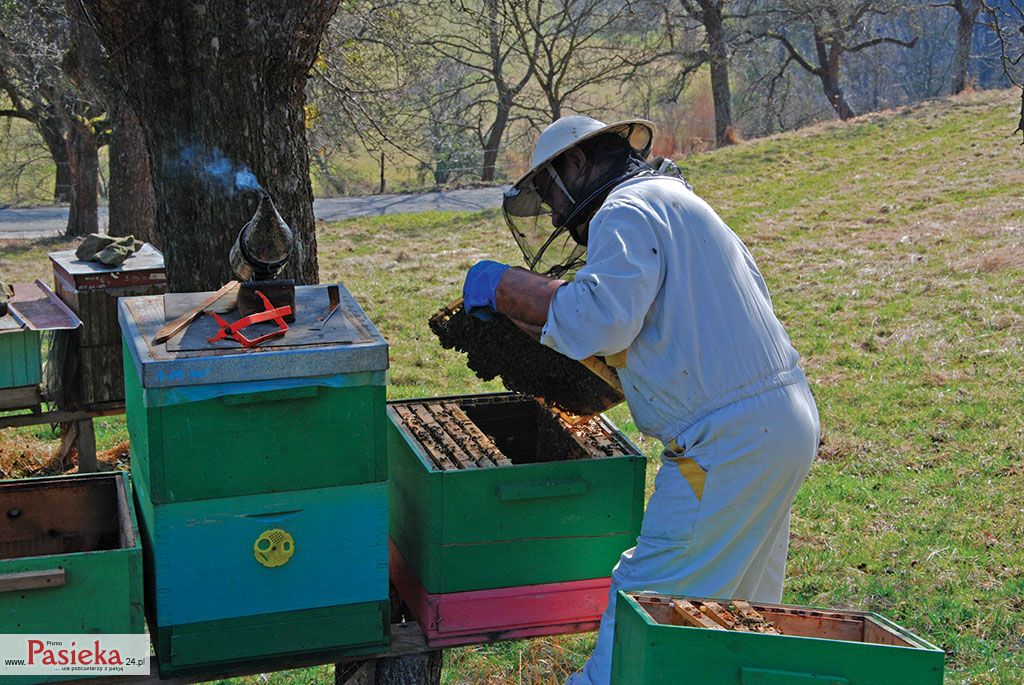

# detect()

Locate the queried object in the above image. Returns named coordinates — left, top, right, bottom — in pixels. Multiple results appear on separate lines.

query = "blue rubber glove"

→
left=463, top=260, right=511, bottom=320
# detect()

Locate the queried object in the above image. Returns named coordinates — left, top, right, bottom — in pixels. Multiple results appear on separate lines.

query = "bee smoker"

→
left=229, top=192, right=296, bottom=322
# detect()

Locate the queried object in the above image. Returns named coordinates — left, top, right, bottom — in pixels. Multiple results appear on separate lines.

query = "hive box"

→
left=133, top=471, right=390, bottom=676
left=611, top=592, right=945, bottom=685
left=50, top=244, right=166, bottom=406
left=0, top=472, right=143, bottom=635
left=388, top=392, right=646, bottom=645
left=0, top=327, right=40, bottom=392
left=119, top=284, right=389, bottom=503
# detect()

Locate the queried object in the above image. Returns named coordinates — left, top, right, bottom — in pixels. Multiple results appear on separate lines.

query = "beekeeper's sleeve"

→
left=540, top=200, right=664, bottom=359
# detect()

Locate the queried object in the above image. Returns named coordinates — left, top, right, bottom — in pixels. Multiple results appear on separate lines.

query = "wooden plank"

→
left=76, top=418, right=97, bottom=473
left=0, top=402, right=124, bottom=429
left=671, top=599, right=725, bottom=629
left=0, top=384, right=42, bottom=411
left=442, top=402, right=511, bottom=467
left=65, top=622, right=432, bottom=685
left=863, top=616, right=914, bottom=647
left=761, top=608, right=864, bottom=641
left=0, top=568, right=66, bottom=592
left=394, top=405, right=457, bottom=471
left=699, top=600, right=746, bottom=631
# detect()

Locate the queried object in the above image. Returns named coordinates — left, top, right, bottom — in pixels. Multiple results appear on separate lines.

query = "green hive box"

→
left=0, top=328, right=41, bottom=390
left=0, top=472, right=144, bottom=683
left=118, top=284, right=389, bottom=504
left=611, top=592, right=945, bottom=685
left=388, top=393, right=646, bottom=594
left=132, top=474, right=390, bottom=676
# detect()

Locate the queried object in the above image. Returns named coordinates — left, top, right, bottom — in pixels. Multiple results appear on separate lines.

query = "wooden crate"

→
left=390, top=540, right=608, bottom=647
left=132, top=474, right=389, bottom=676
left=123, top=342, right=387, bottom=503
left=0, top=472, right=143, bottom=634
left=50, top=246, right=166, bottom=406
left=54, top=274, right=165, bottom=348
left=387, top=393, right=646, bottom=594
left=611, top=592, right=945, bottom=685
left=0, top=328, right=41, bottom=390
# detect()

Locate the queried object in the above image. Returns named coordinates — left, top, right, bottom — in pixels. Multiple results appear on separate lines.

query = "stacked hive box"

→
left=387, top=392, right=646, bottom=646
left=119, top=284, right=390, bottom=676
left=0, top=472, right=144, bottom=683
left=611, top=592, right=945, bottom=684
left=50, top=244, right=166, bottom=406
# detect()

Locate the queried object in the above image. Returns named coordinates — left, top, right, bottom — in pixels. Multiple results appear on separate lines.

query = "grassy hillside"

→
left=1, top=88, right=1021, bottom=683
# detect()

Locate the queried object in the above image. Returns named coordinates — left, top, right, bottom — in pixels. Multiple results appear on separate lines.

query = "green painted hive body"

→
left=118, top=284, right=390, bottom=504
left=388, top=393, right=646, bottom=594
left=123, top=343, right=386, bottom=503
left=0, top=472, right=144, bottom=684
left=0, top=329, right=41, bottom=390
left=611, top=592, right=945, bottom=685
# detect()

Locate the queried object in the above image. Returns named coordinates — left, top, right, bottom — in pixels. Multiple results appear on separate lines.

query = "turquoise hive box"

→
left=119, top=283, right=391, bottom=676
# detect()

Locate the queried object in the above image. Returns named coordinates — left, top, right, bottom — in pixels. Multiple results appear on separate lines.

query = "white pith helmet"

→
left=503, top=115, right=656, bottom=276
left=512, top=115, right=656, bottom=194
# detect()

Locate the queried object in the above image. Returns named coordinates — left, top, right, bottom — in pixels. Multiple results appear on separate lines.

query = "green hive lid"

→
left=119, top=283, right=388, bottom=389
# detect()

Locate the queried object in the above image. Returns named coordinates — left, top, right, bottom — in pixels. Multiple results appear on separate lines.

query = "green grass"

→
left=1, top=88, right=1022, bottom=683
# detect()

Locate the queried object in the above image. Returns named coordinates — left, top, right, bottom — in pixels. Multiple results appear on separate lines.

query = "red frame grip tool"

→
left=207, top=290, right=291, bottom=348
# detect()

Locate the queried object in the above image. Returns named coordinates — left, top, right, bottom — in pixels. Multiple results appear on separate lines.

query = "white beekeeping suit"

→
left=541, top=175, right=821, bottom=685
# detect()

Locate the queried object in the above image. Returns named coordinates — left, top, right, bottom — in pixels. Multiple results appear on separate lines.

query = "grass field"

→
left=1, top=88, right=1022, bottom=683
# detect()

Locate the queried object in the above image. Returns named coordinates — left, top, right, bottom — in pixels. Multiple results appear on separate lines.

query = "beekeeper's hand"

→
left=462, top=260, right=511, bottom=320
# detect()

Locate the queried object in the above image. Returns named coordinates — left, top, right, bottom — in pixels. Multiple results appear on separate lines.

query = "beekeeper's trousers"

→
left=567, top=379, right=820, bottom=685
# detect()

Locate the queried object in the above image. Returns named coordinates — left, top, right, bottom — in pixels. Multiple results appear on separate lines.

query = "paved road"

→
left=0, top=186, right=507, bottom=240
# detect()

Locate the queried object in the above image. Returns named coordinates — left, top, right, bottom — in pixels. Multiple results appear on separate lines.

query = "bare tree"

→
left=661, top=0, right=754, bottom=146
left=979, top=0, right=1024, bottom=139
left=0, top=1, right=74, bottom=203
left=943, top=0, right=982, bottom=93
left=506, top=0, right=659, bottom=124
left=754, top=0, right=918, bottom=120
left=309, top=1, right=430, bottom=193
left=413, top=0, right=540, bottom=182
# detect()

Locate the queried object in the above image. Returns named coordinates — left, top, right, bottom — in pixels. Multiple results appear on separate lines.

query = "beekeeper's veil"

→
left=503, top=115, right=654, bottom=277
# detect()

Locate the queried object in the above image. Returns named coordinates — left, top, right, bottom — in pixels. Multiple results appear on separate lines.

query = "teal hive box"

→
left=0, top=328, right=41, bottom=390
left=118, top=283, right=389, bottom=504
left=388, top=393, right=646, bottom=594
left=0, top=472, right=144, bottom=683
left=611, top=592, right=945, bottom=685
left=132, top=471, right=390, bottom=676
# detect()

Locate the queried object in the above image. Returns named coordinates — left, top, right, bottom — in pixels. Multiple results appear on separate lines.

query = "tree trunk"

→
left=815, top=34, right=856, bottom=120
left=81, top=1, right=339, bottom=292
left=701, top=1, right=734, bottom=146
left=65, top=114, right=99, bottom=237
left=951, top=0, right=979, bottom=94
left=107, top=103, right=157, bottom=245
left=36, top=110, right=72, bottom=203
left=481, top=90, right=513, bottom=183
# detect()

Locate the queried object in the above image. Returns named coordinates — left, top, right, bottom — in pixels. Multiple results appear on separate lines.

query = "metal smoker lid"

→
left=119, top=283, right=388, bottom=389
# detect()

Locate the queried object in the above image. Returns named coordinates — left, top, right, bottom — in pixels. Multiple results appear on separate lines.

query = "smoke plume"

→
left=172, top=143, right=264, bottom=195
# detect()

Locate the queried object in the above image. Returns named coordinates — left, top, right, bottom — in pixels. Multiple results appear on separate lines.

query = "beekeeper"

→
left=461, top=115, right=821, bottom=685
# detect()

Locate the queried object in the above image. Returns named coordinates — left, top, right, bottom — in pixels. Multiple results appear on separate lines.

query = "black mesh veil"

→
left=503, top=122, right=654, bottom=278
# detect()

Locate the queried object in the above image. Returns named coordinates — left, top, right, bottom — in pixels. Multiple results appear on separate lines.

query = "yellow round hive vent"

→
left=253, top=529, right=295, bottom=568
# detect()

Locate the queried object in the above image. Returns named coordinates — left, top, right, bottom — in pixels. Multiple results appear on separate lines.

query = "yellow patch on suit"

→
left=674, top=458, right=707, bottom=501
left=605, top=350, right=628, bottom=368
